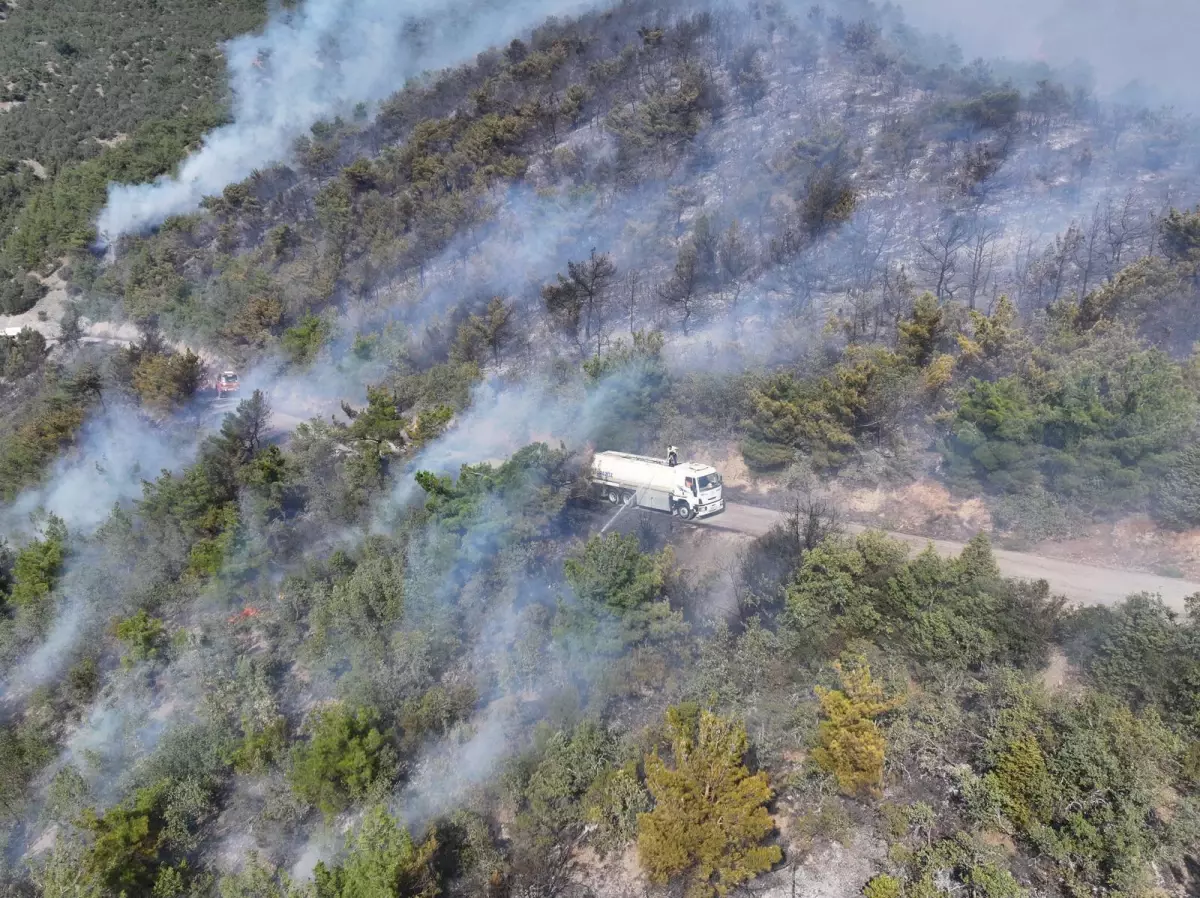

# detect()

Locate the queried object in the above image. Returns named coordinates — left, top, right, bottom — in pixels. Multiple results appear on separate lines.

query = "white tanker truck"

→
left=590, top=449, right=724, bottom=520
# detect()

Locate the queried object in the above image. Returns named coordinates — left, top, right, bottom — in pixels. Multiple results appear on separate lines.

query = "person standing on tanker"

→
left=667, top=446, right=678, bottom=466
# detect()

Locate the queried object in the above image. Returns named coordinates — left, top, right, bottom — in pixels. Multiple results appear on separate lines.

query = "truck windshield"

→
left=698, top=473, right=722, bottom=490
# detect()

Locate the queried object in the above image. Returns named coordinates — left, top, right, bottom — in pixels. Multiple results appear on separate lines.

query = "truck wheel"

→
left=606, top=489, right=620, bottom=504
left=675, top=504, right=695, bottom=520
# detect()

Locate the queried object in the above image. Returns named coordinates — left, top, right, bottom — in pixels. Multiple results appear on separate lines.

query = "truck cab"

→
left=679, top=465, right=724, bottom=519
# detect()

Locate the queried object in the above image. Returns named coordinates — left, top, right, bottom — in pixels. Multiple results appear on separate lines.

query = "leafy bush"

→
left=1159, top=205, right=1200, bottom=262
left=450, top=296, right=515, bottom=365
left=785, top=532, right=1063, bottom=670
left=863, top=873, right=902, bottom=898
left=801, top=166, right=858, bottom=236
left=983, top=733, right=1054, bottom=830
left=1062, top=594, right=1200, bottom=730
left=989, top=488, right=1073, bottom=542
left=289, top=703, right=396, bottom=817
left=398, top=684, right=477, bottom=753
left=7, top=514, right=67, bottom=607
left=0, top=717, right=55, bottom=822
left=4, top=107, right=228, bottom=270
left=586, top=761, right=651, bottom=856
left=605, top=62, right=718, bottom=165
left=582, top=330, right=669, bottom=451
left=953, top=89, right=1022, bottom=131
left=941, top=331, right=1195, bottom=512
left=519, top=724, right=623, bottom=832
left=0, top=273, right=45, bottom=314
left=79, top=780, right=173, bottom=896
left=885, top=834, right=1026, bottom=898
left=561, top=533, right=683, bottom=652
left=973, top=686, right=1180, bottom=897
left=0, top=371, right=98, bottom=499
left=313, top=804, right=439, bottom=898
left=0, top=327, right=48, bottom=378
left=1075, top=256, right=1197, bottom=351
left=63, top=657, right=100, bottom=710
left=743, top=348, right=910, bottom=472
left=114, top=609, right=167, bottom=666
left=281, top=313, right=332, bottom=366
left=414, top=442, right=581, bottom=557
left=229, top=716, right=288, bottom=774
left=131, top=350, right=205, bottom=412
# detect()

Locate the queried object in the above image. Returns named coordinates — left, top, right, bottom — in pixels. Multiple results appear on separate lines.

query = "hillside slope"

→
left=0, top=2, right=1198, bottom=897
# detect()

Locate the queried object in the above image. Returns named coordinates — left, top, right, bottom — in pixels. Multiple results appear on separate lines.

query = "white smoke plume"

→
left=96, top=0, right=599, bottom=242
left=0, top=404, right=199, bottom=540
left=396, top=695, right=514, bottom=825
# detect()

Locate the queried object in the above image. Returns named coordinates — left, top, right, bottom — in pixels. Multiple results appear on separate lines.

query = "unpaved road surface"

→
left=701, top=502, right=1200, bottom=611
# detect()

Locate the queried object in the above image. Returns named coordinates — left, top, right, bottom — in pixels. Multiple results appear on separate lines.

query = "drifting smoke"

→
left=0, top=352, right=383, bottom=698
left=0, top=406, right=204, bottom=701
left=396, top=696, right=514, bottom=825
left=379, top=380, right=584, bottom=515
left=1, top=535, right=150, bottom=699
left=54, top=684, right=177, bottom=806
left=893, top=0, right=1200, bottom=111
left=96, top=0, right=599, bottom=242
left=0, top=404, right=199, bottom=539
left=375, top=369, right=674, bottom=827
left=6, top=586, right=91, bottom=698
left=278, top=355, right=674, bottom=871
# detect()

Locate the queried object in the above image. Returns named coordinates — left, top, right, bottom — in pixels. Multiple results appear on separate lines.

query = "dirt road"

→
left=701, top=502, right=1200, bottom=611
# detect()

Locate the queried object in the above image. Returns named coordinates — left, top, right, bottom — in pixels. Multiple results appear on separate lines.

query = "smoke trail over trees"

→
left=96, top=0, right=597, bottom=241
left=0, top=404, right=198, bottom=539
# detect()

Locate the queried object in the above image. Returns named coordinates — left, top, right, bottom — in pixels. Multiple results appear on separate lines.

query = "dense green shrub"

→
left=941, top=332, right=1195, bottom=511
left=281, top=313, right=332, bottom=366
left=0, top=272, right=45, bottom=314
left=561, top=533, right=683, bottom=652
left=114, top=609, right=167, bottom=667
left=131, top=349, right=205, bottom=412
left=637, top=707, right=781, bottom=898
left=312, top=805, right=439, bottom=898
left=742, top=347, right=915, bottom=472
left=6, top=515, right=67, bottom=608
left=0, top=371, right=96, bottom=498
left=785, top=532, right=1063, bottom=669
left=289, top=704, right=396, bottom=817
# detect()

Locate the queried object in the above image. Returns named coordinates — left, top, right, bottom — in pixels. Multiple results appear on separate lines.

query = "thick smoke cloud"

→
left=96, top=0, right=598, bottom=241
left=893, top=0, right=1200, bottom=111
